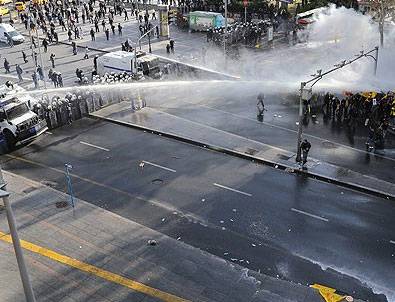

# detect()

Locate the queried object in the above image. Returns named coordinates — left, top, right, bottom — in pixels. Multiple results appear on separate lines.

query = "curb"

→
left=88, top=114, right=395, bottom=201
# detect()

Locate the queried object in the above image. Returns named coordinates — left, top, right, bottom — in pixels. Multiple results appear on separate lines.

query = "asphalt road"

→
left=135, top=85, right=395, bottom=183
left=1, top=118, right=393, bottom=302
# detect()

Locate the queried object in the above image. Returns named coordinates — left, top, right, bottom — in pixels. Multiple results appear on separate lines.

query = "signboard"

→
left=267, top=26, right=273, bottom=42
left=243, top=0, right=248, bottom=7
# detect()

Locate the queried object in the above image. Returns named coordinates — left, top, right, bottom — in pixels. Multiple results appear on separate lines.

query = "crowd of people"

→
left=207, top=21, right=267, bottom=48
left=307, top=91, right=395, bottom=148
left=31, top=91, right=102, bottom=129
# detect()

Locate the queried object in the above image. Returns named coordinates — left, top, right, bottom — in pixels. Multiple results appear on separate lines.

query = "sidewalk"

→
left=92, top=102, right=395, bottom=200
left=0, top=170, right=332, bottom=302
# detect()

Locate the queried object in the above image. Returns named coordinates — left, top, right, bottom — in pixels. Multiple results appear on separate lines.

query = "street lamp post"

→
left=295, top=46, right=379, bottom=162
left=0, top=168, right=36, bottom=302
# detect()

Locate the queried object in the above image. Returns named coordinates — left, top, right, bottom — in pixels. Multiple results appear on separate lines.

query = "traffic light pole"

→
left=295, top=46, right=379, bottom=163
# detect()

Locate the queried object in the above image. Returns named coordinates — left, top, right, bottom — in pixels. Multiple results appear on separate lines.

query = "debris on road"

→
left=147, top=239, right=157, bottom=246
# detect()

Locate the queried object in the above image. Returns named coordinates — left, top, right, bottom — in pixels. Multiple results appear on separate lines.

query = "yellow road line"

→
left=0, top=231, right=189, bottom=302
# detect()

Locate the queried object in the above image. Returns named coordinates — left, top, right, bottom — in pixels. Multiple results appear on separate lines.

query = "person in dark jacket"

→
left=300, top=139, right=311, bottom=166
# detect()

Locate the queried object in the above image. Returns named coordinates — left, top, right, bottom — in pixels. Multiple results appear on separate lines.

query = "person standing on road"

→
left=4, top=58, right=10, bottom=74
left=84, top=46, right=89, bottom=59
left=42, top=38, right=49, bottom=53
left=124, top=9, right=128, bottom=21
left=101, top=19, right=106, bottom=31
left=67, top=29, right=73, bottom=41
left=22, top=51, right=28, bottom=63
left=118, top=23, right=122, bottom=36
left=300, top=139, right=311, bottom=167
left=166, top=43, right=170, bottom=54
left=169, top=39, right=175, bottom=53
left=37, top=65, right=44, bottom=80
left=16, top=64, right=23, bottom=82
left=90, top=28, right=96, bottom=41
left=111, top=24, right=115, bottom=35
left=74, top=27, right=80, bottom=39
left=57, top=73, right=63, bottom=87
left=50, top=53, right=56, bottom=68
left=51, top=71, right=58, bottom=87
left=72, top=42, right=77, bottom=55
left=93, top=55, right=98, bottom=72
left=105, top=28, right=110, bottom=40
left=95, top=20, right=100, bottom=32
left=32, top=71, right=39, bottom=89
left=257, top=93, right=265, bottom=116
left=54, top=32, right=59, bottom=44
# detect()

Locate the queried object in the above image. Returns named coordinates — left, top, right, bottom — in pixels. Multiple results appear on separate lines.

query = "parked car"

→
left=0, top=23, right=25, bottom=44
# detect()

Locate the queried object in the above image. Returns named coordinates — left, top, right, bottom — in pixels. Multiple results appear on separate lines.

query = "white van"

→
left=0, top=23, right=25, bottom=44
left=97, top=50, right=160, bottom=77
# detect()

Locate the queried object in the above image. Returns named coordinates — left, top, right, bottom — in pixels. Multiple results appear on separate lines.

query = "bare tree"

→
left=368, top=0, right=395, bottom=47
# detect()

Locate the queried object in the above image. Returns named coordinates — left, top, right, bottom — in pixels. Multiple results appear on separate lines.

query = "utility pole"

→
left=243, top=0, right=248, bottom=23
left=244, top=6, right=247, bottom=23
left=35, top=29, right=47, bottom=89
left=223, top=0, right=228, bottom=55
left=27, top=11, right=35, bottom=61
left=0, top=169, right=36, bottom=302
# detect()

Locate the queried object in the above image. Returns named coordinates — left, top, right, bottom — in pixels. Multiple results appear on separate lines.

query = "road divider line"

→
left=142, top=160, right=176, bottom=173
left=79, top=141, right=110, bottom=152
left=0, top=231, right=189, bottom=302
left=213, top=183, right=252, bottom=197
left=46, top=131, right=53, bottom=135
left=390, top=240, right=395, bottom=245
left=291, top=208, right=329, bottom=222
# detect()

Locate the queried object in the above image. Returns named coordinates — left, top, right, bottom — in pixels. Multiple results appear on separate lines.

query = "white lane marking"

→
left=291, top=208, right=329, bottom=222
left=213, top=183, right=252, bottom=197
left=46, top=131, right=53, bottom=135
left=79, top=141, right=110, bottom=152
left=390, top=240, right=395, bottom=245
left=142, top=160, right=177, bottom=173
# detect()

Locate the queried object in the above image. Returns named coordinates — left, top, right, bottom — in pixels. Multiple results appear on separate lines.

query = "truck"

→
left=96, top=50, right=160, bottom=77
left=296, top=7, right=326, bottom=26
left=188, top=11, right=225, bottom=31
left=0, top=84, right=48, bottom=150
